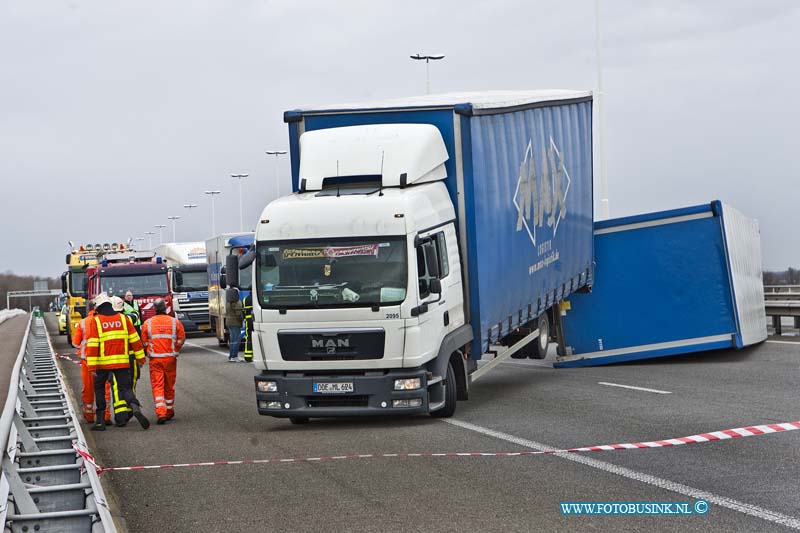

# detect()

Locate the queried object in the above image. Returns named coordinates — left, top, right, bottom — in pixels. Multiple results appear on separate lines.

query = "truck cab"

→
left=155, top=242, right=210, bottom=333
left=248, top=124, right=471, bottom=420
left=87, top=250, right=173, bottom=323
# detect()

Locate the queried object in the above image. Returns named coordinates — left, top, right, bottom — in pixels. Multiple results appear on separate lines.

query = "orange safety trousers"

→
left=149, top=357, right=177, bottom=419
left=80, top=360, right=111, bottom=423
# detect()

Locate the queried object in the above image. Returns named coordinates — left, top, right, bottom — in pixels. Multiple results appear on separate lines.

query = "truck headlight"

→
left=394, top=378, right=421, bottom=391
left=392, top=398, right=422, bottom=408
left=257, top=381, right=278, bottom=393
left=176, top=312, right=186, bottom=319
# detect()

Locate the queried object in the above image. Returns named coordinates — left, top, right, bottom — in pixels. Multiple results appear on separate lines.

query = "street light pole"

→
left=144, top=231, right=155, bottom=249
left=204, top=190, right=222, bottom=236
left=410, top=53, right=445, bottom=95
left=230, top=174, right=249, bottom=231
left=154, top=225, right=166, bottom=245
left=265, top=151, right=287, bottom=201
left=167, top=216, right=180, bottom=242
left=596, top=0, right=609, bottom=219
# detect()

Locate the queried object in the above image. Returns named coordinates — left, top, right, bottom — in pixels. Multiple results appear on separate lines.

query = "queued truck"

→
left=155, top=242, right=211, bottom=333
left=224, top=91, right=595, bottom=423
left=87, top=249, right=174, bottom=322
left=61, top=241, right=128, bottom=345
left=206, top=233, right=254, bottom=346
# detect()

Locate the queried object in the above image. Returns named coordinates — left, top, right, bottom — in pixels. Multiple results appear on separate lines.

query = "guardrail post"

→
left=772, top=316, right=783, bottom=335
left=795, top=317, right=800, bottom=329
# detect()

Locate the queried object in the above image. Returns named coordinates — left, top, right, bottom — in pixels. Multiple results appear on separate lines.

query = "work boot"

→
left=115, top=413, right=130, bottom=427
left=131, top=405, right=150, bottom=430
left=91, top=412, right=106, bottom=432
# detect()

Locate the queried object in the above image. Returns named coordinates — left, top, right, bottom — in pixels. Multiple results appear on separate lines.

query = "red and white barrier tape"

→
left=55, top=352, right=82, bottom=365
left=72, top=420, right=800, bottom=475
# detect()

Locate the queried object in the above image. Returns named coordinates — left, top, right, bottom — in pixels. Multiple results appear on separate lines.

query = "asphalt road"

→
left=0, top=313, right=28, bottom=403
left=42, top=314, right=800, bottom=532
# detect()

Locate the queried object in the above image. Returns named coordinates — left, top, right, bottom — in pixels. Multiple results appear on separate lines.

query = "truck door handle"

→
left=444, top=311, right=449, bottom=326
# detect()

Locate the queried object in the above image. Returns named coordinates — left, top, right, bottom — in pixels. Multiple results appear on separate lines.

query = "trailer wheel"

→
left=530, top=313, right=550, bottom=359
left=289, top=417, right=309, bottom=425
left=430, top=362, right=456, bottom=418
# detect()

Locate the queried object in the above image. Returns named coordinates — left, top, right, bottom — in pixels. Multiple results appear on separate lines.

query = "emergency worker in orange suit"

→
left=84, top=294, right=150, bottom=431
left=71, top=299, right=111, bottom=424
left=141, top=298, right=185, bottom=424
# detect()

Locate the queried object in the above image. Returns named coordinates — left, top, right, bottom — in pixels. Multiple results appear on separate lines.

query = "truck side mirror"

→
left=226, top=255, right=240, bottom=288
left=65, top=253, right=71, bottom=265
left=174, top=270, right=183, bottom=287
left=225, top=287, right=240, bottom=304
left=220, top=267, right=227, bottom=289
left=429, top=278, right=442, bottom=295
left=60, top=272, right=67, bottom=293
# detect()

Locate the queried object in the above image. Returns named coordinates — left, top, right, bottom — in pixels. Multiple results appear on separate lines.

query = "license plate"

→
left=313, top=382, right=354, bottom=394
left=198, top=324, right=211, bottom=330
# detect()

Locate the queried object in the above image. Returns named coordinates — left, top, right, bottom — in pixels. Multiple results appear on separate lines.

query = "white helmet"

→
left=93, top=293, right=112, bottom=308
left=110, top=296, right=125, bottom=313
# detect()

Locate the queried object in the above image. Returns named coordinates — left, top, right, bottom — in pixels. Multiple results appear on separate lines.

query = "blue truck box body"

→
left=284, top=91, right=595, bottom=358
left=556, top=201, right=767, bottom=368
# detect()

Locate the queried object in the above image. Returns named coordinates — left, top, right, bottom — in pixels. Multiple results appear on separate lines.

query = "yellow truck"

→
left=60, top=242, right=128, bottom=345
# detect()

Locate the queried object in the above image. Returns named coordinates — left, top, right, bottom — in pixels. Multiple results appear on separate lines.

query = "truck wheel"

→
left=430, top=362, right=456, bottom=418
left=530, top=313, right=550, bottom=359
left=289, top=417, right=309, bottom=425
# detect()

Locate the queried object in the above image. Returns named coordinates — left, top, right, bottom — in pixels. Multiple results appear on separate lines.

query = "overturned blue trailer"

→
left=556, top=201, right=767, bottom=368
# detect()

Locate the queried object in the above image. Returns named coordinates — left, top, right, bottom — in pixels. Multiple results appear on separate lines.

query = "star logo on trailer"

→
left=512, top=136, right=570, bottom=246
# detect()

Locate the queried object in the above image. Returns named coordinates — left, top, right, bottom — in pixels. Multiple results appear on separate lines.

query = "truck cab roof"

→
left=256, top=181, right=455, bottom=242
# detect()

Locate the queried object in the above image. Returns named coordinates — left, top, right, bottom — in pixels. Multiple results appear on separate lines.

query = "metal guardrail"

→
left=764, top=285, right=800, bottom=293
left=1, top=311, right=115, bottom=532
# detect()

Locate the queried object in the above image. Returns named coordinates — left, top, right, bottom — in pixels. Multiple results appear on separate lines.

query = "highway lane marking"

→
left=766, top=340, right=800, bottom=345
left=598, top=382, right=672, bottom=394
left=444, top=418, right=800, bottom=530
left=185, top=342, right=228, bottom=356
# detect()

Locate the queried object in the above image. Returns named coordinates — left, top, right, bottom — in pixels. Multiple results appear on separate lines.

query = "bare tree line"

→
left=0, top=271, right=60, bottom=310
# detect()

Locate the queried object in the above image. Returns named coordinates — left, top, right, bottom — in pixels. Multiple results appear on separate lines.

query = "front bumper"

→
left=254, top=368, right=429, bottom=418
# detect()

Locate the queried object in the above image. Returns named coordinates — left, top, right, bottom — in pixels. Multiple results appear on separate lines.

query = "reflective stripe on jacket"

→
left=142, top=314, right=186, bottom=357
left=85, top=313, right=145, bottom=370
left=72, top=310, right=96, bottom=360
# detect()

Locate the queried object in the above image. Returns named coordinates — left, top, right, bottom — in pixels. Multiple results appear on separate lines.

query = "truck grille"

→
left=278, top=330, right=385, bottom=361
left=305, top=395, right=369, bottom=408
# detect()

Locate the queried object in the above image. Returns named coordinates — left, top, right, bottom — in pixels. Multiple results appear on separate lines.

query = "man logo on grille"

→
left=312, top=337, right=350, bottom=353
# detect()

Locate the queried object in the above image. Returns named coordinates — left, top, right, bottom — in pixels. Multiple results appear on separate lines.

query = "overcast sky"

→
left=1, top=0, right=798, bottom=277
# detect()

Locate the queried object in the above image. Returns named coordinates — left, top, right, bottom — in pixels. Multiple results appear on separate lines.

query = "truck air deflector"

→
left=298, top=124, right=449, bottom=191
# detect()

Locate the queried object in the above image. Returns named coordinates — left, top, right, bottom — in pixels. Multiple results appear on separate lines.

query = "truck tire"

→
left=430, top=362, right=456, bottom=418
left=530, top=313, right=550, bottom=359
left=289, top=417, right=309, bottom=425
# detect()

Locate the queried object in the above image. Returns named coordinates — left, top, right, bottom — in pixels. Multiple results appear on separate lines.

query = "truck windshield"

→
left=69, top=271, right=87, bottom=297
left=256, top=237, right=407, bottom=309
left=100, top=274, right=169, bottom=297
left=174, top=267, right=208, bottom=292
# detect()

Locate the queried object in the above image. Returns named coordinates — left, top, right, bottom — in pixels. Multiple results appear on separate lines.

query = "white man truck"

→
left=228, top=91, right=594, bottom=423
left=155, top=242, right=211, bottom=333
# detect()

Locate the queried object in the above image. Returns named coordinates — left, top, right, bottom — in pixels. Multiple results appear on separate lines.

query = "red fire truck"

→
left=87, top=250, right=174, bottom=322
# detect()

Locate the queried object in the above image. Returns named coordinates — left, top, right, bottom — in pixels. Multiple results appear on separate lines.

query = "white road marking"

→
left=766, top=340, right=800, bottom=345
left=444, top=418, right=800, bottom=530
left=501, top=361, right=554, bottom=369
left=185, top=342, right=228, bottom=356
left=598, top=382, right=672, bottom=394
